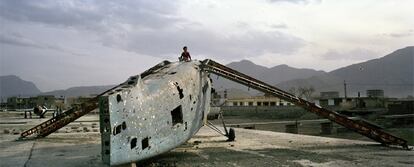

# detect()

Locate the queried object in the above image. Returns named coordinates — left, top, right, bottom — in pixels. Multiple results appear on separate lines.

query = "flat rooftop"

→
left=0, top=113, right=413, bottom=167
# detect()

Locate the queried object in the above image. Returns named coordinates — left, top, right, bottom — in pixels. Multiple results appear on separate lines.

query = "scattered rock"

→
left=12, top=129, right=20, bottom=135
left=71, top=126, right=79, bottom=130
left=92, top=129, right=99, bottom=132
left=193, top=140, right=202, bottom=145
left=3, top=129, right=10, bottom=134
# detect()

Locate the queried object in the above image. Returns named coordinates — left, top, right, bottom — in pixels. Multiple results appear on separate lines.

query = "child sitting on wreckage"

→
left=179, top=46, right=192, bottom=62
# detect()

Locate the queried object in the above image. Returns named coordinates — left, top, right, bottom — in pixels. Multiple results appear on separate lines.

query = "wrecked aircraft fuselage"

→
left=99, top=61, right=211, bottom=165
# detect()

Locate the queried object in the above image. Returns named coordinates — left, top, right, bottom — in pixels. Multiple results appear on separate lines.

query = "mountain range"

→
left=212, top=60, right=325, bottom=89
left=0, top=75, right=41, bottom=100
left=277, top=46, right=413, bottom=97
left=41, top=85, right=115, bottom=97
left=213, top=46, right=413, bottom=98
left=0, top=46, right=413, bottom=100
left=0, top=75, right=114, bottom=101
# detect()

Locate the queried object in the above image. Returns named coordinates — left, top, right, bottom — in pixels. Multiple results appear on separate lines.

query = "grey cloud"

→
left=268, top=0, right=308, bottom=3
left=0, top=0, right=180, bottom=30
left=0, top=32, right=44, bottom=49
left=270, top=23, right=288, bottom=29
left=0, top=32, right=88, bottom=57
left=382, top=30, right=414, bottom=38
left=266, top=0, right=321, bottom=4
left=104, top=28, right=305, bottom=59
left=0, top=1, right=103, bottom=29
left=1, top=0, right=305, bottom=60
left=235, top=22, right=251, bottom=29
left=321, top=48, right=378, bottom=61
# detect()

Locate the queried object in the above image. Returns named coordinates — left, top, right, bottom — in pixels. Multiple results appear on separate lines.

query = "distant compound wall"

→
left=220, top=106, right=316, bottom=119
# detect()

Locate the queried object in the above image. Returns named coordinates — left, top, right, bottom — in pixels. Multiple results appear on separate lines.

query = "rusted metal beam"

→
left=201, top=59, right=409, bottom=149
left=19, top=98, right=98, bottom=139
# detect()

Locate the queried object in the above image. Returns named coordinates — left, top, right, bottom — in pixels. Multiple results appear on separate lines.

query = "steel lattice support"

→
left=201, top=59, right=409, bottom=149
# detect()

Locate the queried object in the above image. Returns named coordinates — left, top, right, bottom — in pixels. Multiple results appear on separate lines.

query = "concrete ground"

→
left=0, top=112, right=413, bottom=167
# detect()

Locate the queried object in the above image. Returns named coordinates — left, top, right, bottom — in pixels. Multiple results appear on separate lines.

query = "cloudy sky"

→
left=0, top=0, right=413, bottom=91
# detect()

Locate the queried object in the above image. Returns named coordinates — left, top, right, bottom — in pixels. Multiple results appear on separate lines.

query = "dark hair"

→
left=183, top=46, right=187, bottom=49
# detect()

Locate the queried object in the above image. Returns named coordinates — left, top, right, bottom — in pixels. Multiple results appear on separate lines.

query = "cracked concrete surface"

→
left=1, top=113, right=413, bottom=167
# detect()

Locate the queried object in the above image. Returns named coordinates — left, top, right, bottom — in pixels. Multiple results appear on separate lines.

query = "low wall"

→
left=220, top=106, right=313, bottom=119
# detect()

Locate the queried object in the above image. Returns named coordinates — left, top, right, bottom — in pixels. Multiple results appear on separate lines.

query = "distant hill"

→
left=42, top=85, right=115, bottom=97
left=0, top=75, right=41, bottom=100
left=212, top=60, right=326, bottom=96
left=277, top=46, right=414, bottom=97
left=215, top=88, right=252, bottom=99
left=0, top=74, right=114, bottom=100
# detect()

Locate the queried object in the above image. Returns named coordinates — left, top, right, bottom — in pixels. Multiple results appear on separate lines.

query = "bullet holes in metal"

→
left=113, top=121, right=126, bottom=135
left=171, top=105, right=183, bottom=126
left=131, top=138, right=137, bottom=149
left=142, top=137, right=149, bottom=150
left=114, top=125, right=122, bottom=135
left=122, top=122, right=127, bottom=130
left=126, top=76, right=138, bottom=85
left=127, top=81, right=135, bottom=85
left=116, top=94, right=122, bottom=103
left=174, top=82, right=184, bottom=99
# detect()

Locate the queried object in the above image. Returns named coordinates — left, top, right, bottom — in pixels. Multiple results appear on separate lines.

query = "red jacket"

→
left=181, top=51, right=191, bottom=61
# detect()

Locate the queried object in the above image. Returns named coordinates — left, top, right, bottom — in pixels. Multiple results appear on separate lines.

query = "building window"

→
left=270, top=102, right=276, bottom=106
left=248, top=102, right=253, bottom=106
left=263, top=102, right=269, bottom=106
left=239, top=102, right=243, bottom=106
left=328, top=99, right=335, bottom=106
left=233, top=102, right=238, bottom=106
left=257, top=102, right=262, bottom=106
